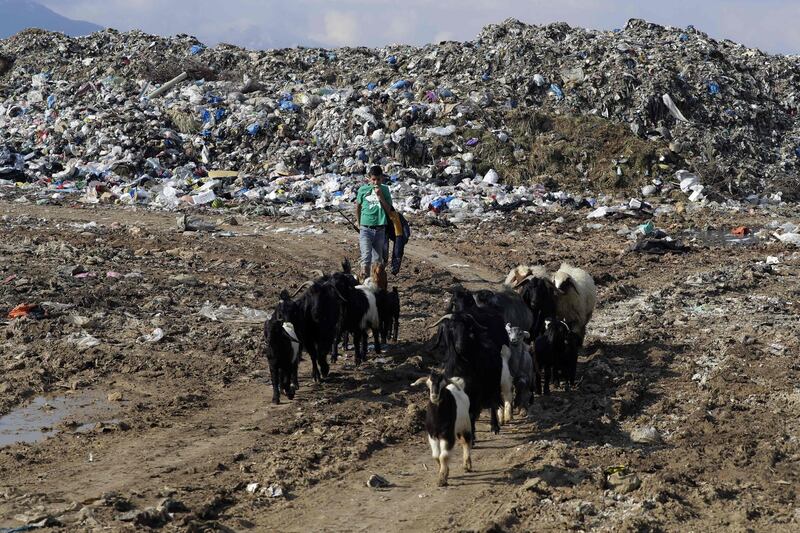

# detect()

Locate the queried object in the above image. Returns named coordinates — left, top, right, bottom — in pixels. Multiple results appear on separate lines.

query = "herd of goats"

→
left=263, top=260, right=596, bottom=486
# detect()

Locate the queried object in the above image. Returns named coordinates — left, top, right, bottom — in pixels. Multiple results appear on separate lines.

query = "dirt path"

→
left=260, top=417, right=536, bottom=533
left=1, top=201, right=798, bottom=531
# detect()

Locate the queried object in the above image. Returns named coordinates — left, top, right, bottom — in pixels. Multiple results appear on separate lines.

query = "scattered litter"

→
left=366, top=474, right=390, bottom=488
left=265, top=484, right=284, bottom=498
left=198, top=302, right=271, bottom=323
left=65, top=332, right=101, bottom=351
left=137, top=328, right=165, bottom=343
left=7, top=303, right=47, bottom=319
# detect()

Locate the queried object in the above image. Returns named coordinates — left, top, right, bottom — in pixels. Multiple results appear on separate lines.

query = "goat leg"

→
left=331, top=331, right=340, bottom=363
left=353, top=331, right=362, bottom=365
left=490, top=407, right=501, bottom=435
left=544, top=367, right=551, bottom=395
left=373, top=328, right=381, bottom=354
left=269, top=360, right=281, bottom=405
left=308, top=347, right=321, bottom=383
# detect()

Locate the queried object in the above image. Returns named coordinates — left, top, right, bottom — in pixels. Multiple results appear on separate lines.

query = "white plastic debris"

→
left=482, top=169, right=499, bottom=184
left=66, top=332, right=101, bottom=351
left=137, top=328, right=164, bottom=343
left=426, top=124, right=457, bottom=137
left=677, top=170, right=700, bottom=192
left=775, top=233, right=800, bottom=245
left=662, top=93, right=690, bottom=123
left=587, top=206, right=610, bottom=219
left=198, top=302, right=271, bottom=323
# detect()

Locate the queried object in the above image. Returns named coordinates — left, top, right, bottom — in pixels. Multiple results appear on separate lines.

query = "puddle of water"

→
left=0, top=392, right=119, bottom=447
left=683, top=229, right=761, bottom=247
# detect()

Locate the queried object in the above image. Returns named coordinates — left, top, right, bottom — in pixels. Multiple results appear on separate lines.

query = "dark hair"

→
left=367, top=165, right=384, bottom=177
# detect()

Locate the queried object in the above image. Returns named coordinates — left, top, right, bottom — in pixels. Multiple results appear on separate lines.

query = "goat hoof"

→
left=437, top=478, right=448, bottom=487
left=271, top=397, right=280, bottom=405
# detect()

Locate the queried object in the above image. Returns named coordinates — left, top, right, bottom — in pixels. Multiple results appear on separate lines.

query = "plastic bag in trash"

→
left=199, top=302, right=271, bottom=323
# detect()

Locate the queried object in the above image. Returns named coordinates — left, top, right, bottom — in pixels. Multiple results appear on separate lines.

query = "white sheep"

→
left=551, top=263, right=596, bottom=343
left=503, top=264, right=550, bottom=289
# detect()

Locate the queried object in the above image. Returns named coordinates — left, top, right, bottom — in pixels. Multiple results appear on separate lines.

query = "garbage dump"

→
left=0, top=19, right=798, bottom=222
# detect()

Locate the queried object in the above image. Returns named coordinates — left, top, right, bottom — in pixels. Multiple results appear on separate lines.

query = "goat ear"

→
left=523, top=331, right=530, bottom=340
left=279, top=289, right=290, bottom=301
left=505, top=322, right=512, bottom=333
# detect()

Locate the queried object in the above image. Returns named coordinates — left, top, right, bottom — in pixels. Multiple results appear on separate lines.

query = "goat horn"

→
left=310, top=269, right=324, bottom=279
left=291, top=280, right=313, bottom=298
left=333, top=286, right=347, bottom=302
left=427, top=314, right=453, bottom=329
left=465, top=314, right=488, bottom=331
left=513, top=275, right=534, bottom=288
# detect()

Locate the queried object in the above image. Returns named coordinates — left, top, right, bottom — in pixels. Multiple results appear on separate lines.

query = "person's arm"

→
left=374, top=184, right=393, bottom=214
left=355, top=195, right=362, bottom=226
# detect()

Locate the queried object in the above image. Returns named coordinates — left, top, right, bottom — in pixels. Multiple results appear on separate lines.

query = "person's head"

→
left=367, top=165, right=384, bottom=186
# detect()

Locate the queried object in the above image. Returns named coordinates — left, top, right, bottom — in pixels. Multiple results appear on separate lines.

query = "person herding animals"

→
left=355, top=166, right=395, bottom=282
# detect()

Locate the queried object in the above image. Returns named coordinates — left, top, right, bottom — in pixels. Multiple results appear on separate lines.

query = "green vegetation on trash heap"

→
left=473, top=111, right=672, bottom=193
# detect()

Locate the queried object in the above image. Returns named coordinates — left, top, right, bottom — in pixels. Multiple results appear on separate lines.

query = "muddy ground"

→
left=0, top=200, right=798, bottom=532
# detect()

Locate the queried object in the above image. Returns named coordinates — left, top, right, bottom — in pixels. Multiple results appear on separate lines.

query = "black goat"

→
left=274, top=279, right=342, bottom=383
left=518, top=276, right=558, bottom=339
left=376, top=286, right=400, bottom=344
left=448, top=285, right=532, bottom=336
left=264, top=314, right=300, bottom=404
left=532, top=318, right=580, bottom=395
left=431, top=308, right=509, bottom=440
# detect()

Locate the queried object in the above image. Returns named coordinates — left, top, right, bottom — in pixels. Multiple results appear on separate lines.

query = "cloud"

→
left=39, top=0, right=800, bottom=54
left=314, top=11, right=359, bottom=47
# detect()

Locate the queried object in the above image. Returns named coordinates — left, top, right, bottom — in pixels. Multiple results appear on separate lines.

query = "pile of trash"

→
left=1, top=18, right=799, bottom=221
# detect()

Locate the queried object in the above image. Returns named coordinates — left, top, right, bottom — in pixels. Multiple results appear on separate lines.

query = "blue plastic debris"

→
left=280, top=100, right=300, bottom=111
left=549, top=83, right=564, bottom=100
left=481, top=72, right=491, bottom=81
left=390, top=174, right=398, bottom=182
left=207, top=95, right=223, bottom=104
left=390, top=79, right=411, bottom=90
left=332, top=190, right=344, bottom=197
left=429, top=196, right=454, bottom=211
left=679, top=33, right=690, bottom=42
left=386, top=55, right=397, bottom=65
left=613, top=28, right=622, bottom=34
left=366, top=82, right=377, bottom=90
left=439, top=88, right=454, bottom=98
left=246, top=123, right=261, bottom=136
left=46, top=94, right=55, bottom=109
left=190, top=44, right=206, bottom=55
left=708, top=81, right=721, bottom=95
left=200, top=108, right=211, bottom=122
left=795, top=146, right=800, bottom=158
left=466, top=138, right=479, bottom=146
left=200, top=129, right=212, bottom=138
left=214, top=109, right=225, bottom=121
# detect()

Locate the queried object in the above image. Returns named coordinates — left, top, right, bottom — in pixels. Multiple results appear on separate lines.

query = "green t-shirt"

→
left=357, top=184, right=393, bottom=226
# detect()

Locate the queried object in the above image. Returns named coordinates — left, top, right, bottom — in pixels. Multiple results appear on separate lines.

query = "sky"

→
left=41, top=0, right=800, bottom=54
